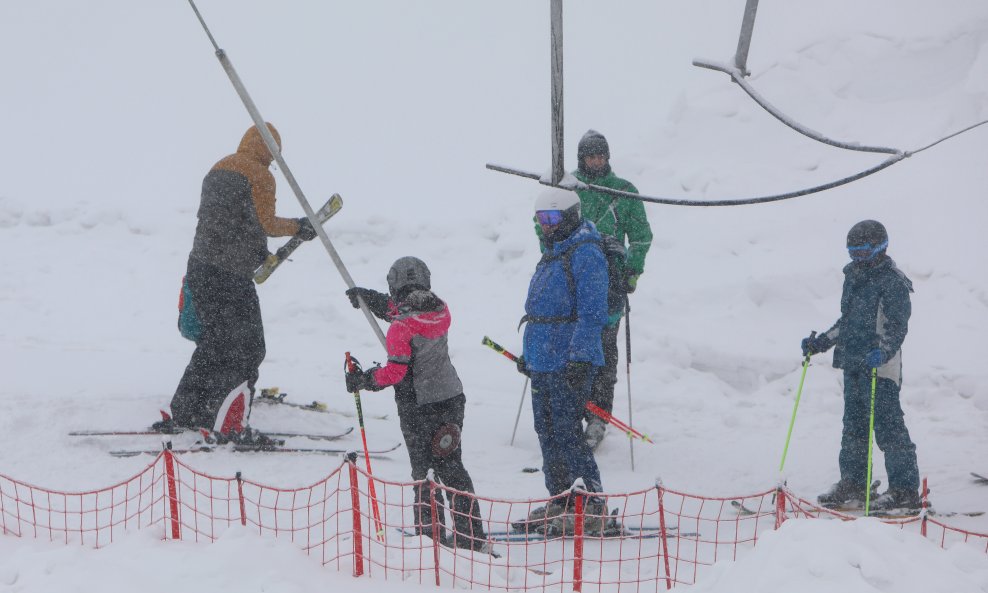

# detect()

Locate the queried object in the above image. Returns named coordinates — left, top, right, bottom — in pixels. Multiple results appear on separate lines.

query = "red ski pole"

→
left=586, top=402, right=654, bottom=444
left=346, top=352, right=385, bottom=541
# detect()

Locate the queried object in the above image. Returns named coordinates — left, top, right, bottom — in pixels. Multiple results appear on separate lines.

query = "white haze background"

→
left=1, top=1, right=988, bottom=591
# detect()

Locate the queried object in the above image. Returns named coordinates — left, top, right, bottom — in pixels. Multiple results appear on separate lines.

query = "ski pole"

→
left=185, top=0, right=386, bottom=349
left=510, top=378, right=529, bottom=447
left=481, top=337, right=529, bottom=446
left=345, top=352, right=385, bottom=540
left=864, top=367, right=878, bottom=517
left=482, top=336, right=519, bottom=362
left=779, top=331, right=815, bottom=473
left=625, top=299, right=635, bottom=471
left=586, top=402, right=654, bottom=444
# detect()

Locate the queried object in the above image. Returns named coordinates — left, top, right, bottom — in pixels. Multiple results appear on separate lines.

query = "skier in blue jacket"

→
left=801, top=220, right=921, bottom=511
left=517, top=188, right=609, bottom=531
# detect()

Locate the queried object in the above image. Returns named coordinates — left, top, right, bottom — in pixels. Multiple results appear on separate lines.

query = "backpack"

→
left=598, top=234, right=628, bottom=315
left=177, top=276, right=201, bottom=343
left=523, top=235, right=627, bottom=327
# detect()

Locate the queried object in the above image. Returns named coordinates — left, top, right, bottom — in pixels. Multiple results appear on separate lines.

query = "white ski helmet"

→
left=534, top=187, right=580, bottom=214
left=387, top=256, right=431, bottom=296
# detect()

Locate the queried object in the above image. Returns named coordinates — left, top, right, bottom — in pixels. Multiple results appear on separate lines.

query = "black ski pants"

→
left=587, top=322, right=620, bottom=419
left=396, top=393, right=485, bottom=545
left=171, top=262, right=265, bottom=428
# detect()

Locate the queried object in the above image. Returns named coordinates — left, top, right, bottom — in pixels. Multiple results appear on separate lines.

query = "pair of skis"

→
left=494, top=525, right=699, bottom=542
left=71, top=424, right=402, bottom=458
left=107, top=441, right=402, bottom=459
left=69, top=426, right=355, bottom=442
left=253, top=193, right=342, bottom=283
left=255, top=387, right=389, bottom=420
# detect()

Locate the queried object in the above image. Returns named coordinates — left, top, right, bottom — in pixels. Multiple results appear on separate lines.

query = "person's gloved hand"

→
left=345, top=357, right=383, bottom=393
left=865, top=348, right=886, bottom=368
left=800, top=332, right=832, bottom=356
left=345, top=369, right=369, bottom=393
left=296, top=217, right=317, bottom=241
left=345, top=355, right=365, bottom=393
left=565, top=361, right=591, bottom=391
left=624, top=271, right=640, bottom=294
left=345, top=287, right=390, bottom=319
left=516, top=355, right=530, bottom=377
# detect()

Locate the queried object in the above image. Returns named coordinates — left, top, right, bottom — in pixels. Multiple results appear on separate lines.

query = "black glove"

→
left=565, top=361, right=591, bottom=392
left=344, top=355, right=364, bottom=393
left=345, top=369, right=367, bottom=393
left=346, top=367, right=380, bottom=394
left=296, top=217, right=317, bottom=241
left=345, top=287, right=390, bottom=320
left=516, top=355, right=530, bottom=377
left=624, top=270, right=640, bottom=294
left=800, top=332, right=832, bottom=357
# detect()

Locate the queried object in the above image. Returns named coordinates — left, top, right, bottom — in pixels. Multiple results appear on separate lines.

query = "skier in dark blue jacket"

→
left=516, top=187, right=610, bottom=533
left=801, top=220, right=921, bottom=511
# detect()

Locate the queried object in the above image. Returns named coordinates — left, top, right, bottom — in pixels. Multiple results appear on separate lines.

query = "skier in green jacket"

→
left=535, top=129, right=653, bottom=449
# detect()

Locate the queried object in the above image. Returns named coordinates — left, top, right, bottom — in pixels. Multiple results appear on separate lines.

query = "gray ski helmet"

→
left=577, top=129, right=610, bottom=161
left=387, top=256, right=431, bottom=296
left=846, top=220, right=888, bottom=248
left=846, top=219, right=888, bottom=262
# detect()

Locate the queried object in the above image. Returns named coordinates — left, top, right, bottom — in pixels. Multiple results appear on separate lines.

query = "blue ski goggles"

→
left=536, top=210, right=565, bottom=226
left=848, top=240, right=888, bottom=262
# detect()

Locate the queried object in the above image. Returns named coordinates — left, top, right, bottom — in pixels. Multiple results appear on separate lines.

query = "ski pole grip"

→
left=802, top=330, right=818, bottom=360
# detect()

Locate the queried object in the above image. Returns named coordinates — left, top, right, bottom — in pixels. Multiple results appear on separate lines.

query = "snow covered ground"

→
left=2, top=1, right=988, bottom=591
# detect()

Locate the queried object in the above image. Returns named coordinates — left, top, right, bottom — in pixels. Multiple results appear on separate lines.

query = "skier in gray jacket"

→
left=344, top=257, right=490, bottom=553
left=802, top=220, right=921, bottom=511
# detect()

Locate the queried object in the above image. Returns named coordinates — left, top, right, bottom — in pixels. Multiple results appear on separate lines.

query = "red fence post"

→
left=656, top=481, right=672, bottom=590
left=429, top=476, right=441, bottom=587
left=921, top=476, right=928, bottom=538
left=235, top=472, right=247, bottom=527
left=348, top=454, right=364, bottom=577
left=573, top=492, right=584, bottom=593
left=163, top=446, right=181, bottom=540
left=775, top=486, right=786, bottom=530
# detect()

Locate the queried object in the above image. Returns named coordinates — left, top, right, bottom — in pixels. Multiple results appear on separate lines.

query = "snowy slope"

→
left=2, top=1, right=988, bottom=591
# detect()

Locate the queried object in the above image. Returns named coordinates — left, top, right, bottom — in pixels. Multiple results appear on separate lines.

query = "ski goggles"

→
left=535, top=210, right=564, bottom=226
left=847, top=240, right=888, bottom=261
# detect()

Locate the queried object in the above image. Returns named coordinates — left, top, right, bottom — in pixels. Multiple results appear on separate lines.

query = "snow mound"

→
left=692, top=518, right=988, bottom=593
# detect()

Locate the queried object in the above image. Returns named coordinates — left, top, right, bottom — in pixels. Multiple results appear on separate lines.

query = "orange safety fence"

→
left=2, top=451, right=986, bottom=591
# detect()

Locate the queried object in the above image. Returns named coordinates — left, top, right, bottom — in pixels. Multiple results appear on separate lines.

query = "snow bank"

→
left=691, top=518, right=988, bottom=593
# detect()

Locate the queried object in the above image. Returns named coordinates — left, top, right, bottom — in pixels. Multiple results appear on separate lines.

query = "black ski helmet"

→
left=387, top=256, right=431, bottom=296
left=846, top=219, right=888, bottom=262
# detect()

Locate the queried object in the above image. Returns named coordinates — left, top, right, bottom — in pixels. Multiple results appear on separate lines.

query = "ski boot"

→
left=584, top=418, right=607, bottom=451
left=543, top=497, right=611, bottom=537
left=216, top=427, right=283, bottom=449
left=870, top=488, right=923, bottom=514
left=818, top=479, right=881, bottom=510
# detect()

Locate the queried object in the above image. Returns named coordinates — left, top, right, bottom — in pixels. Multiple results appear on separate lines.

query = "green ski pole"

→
left=779, top=331, right=815, bottom=473
left=864, top=367, right=878, bottom=516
